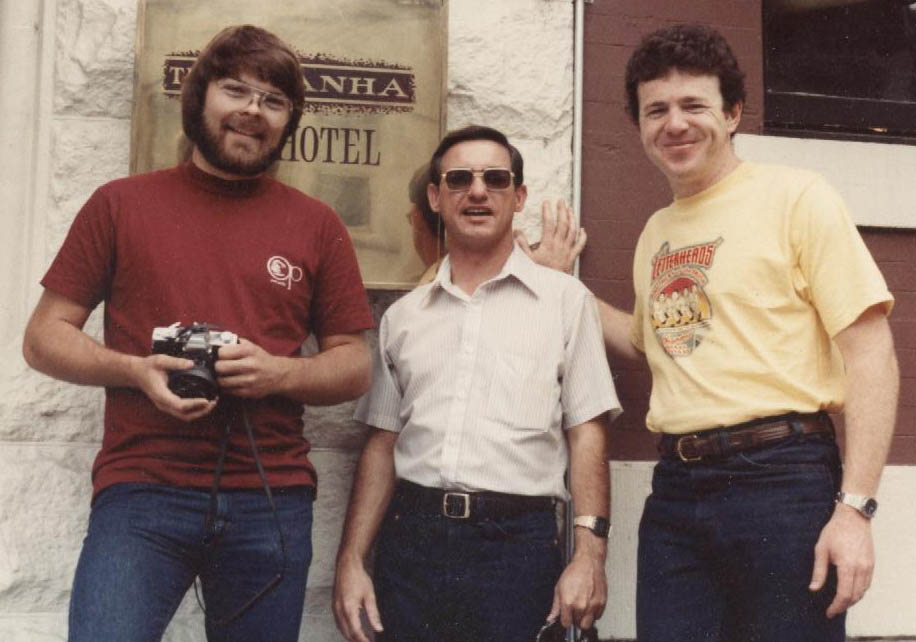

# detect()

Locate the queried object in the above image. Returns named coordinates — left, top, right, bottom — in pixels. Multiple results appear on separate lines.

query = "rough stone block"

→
left=0, top=368, right=104, bottom=443
left=448, top=0, right=573, bottom=135
left=5, top=304, right=106, bottom=443
left=304, top=401, right=369, bottom=451
left=48, top=118, right=131, bottom=256
left=55, top=0, right=137, bottom=118
left=302, top=586, right=346, bottom=641
left=308, top=449, right=360, bottom=589
left=0, top=443, right=96, bottom=612
left=0, top=613, right=67, bottom=641
left=161, top=594, right=207, bottom=642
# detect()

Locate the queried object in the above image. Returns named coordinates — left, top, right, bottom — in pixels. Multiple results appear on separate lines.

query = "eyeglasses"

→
left=535, top=621, right=599, bottom=642
left=215, top=77, right=293, bottom=115
left=441, top=167, right=515, bottom=191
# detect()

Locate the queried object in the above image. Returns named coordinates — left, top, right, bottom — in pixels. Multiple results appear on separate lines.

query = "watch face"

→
left=593, top=517, right=610, bottom=537
left=863, top=498, right=878, bottom=518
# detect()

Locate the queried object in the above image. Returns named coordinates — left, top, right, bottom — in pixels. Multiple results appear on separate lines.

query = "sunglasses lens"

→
left=444, top=169, right=474, bottom=190
left=483, top=169, right=513, bottom=189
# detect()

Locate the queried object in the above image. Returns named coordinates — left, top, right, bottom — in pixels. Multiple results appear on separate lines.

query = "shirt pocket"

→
left=484, top=352, right=560, bottom=431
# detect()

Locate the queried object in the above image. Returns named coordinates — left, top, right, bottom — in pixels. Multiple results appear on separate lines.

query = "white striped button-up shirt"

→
left=355, top=246, right=621, bottom=499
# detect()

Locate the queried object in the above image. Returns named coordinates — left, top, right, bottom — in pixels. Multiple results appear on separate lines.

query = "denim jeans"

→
left=68, top=482, right=313, bottom=642
left=373, top=497, right=563, bottom=642
left=636, top=433, right=844, bottom=642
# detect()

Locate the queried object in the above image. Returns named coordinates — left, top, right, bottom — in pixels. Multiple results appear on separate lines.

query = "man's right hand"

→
left=516, top=199, right=587, bottom=274
left=333, top=556, right=384, bottom=642
left=130, top=354, right=216, bottom=422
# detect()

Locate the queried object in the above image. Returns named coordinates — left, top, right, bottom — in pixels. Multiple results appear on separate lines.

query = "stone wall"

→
left=0, top=1, right=576, bottom=640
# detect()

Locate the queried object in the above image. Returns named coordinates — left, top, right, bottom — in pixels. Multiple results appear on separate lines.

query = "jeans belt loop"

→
left=789, top=414, right=804, bottom=437
left=442, top=491, right=471, bottom=519
left=714, top=430, right=731, bottom=457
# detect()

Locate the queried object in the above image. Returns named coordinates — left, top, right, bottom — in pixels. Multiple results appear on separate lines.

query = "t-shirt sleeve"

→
left=561, top=290, right=623, bottom=429
left=309, top=209, right=375, bottom=338
left=353, top=312, right=403, bottom=432
left=792, top=176, right=894, bottom=338
left=40, top=187, right=116, bottom=309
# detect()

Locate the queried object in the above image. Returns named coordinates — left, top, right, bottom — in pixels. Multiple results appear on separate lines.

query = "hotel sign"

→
left=131, top=0, right=447, bottom=289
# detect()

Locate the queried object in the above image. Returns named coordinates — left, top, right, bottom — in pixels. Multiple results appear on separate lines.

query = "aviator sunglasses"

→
left=441, top=167, right=516, bottom=191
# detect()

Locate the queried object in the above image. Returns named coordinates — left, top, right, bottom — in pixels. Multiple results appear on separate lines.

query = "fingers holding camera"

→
left=214, top=339, right=286, bottom=399
left=133, top=354, right=216, bottom=421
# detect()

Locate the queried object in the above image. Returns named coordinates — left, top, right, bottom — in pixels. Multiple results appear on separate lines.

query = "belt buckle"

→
left=675, top=434, right=703, bottom=463
left=442, top=492, right=471, bottom=519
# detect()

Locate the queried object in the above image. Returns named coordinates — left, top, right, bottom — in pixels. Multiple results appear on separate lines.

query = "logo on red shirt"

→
left=267, top=256, right=303, bottom=290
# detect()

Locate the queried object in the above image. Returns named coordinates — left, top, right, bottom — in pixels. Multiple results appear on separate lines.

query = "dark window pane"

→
left=763, top=0, right=916, bottom=141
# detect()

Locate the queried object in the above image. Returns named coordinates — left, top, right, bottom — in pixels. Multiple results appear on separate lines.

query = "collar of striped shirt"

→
left=421, top=244, right=543, bottom=306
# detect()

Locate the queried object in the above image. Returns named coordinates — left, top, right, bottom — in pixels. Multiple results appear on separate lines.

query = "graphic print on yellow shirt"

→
left=650, top=238, right=722, bottom=358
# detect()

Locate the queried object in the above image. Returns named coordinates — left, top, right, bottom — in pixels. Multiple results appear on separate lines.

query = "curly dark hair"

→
left=181, top=25, right=305, bottom=151
left=428, top=125, right=524, bottom=188
left=624, top=24, right=746, bottom=124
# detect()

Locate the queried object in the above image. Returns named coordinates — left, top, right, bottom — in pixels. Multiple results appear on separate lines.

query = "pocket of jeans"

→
left=89, top=482, right=143, bottom=510
left=490, top=512, right=560, bottom=549
left=484, top=352, right=559, bottom=431
left=734, top=437, right=837, bottom=475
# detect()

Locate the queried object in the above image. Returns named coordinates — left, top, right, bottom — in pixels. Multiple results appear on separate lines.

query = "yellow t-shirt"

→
left=630, top=162, right=893, bottom=434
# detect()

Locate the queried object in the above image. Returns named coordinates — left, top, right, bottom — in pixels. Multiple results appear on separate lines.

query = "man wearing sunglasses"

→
left=591, top=24, right=897, bottom=642
left=22, top=25, right=374, bottom=641
left=334, top=125, right=621, bottom=642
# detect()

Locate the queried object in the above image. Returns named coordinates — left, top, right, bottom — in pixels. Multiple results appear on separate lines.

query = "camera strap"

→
left=197, top=402, right=287, bottom=625
left=203, top=416, right=232, bottom=536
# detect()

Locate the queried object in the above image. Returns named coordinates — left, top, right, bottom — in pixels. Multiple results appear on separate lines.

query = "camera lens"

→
left=168, top=364, right=219, bottom=400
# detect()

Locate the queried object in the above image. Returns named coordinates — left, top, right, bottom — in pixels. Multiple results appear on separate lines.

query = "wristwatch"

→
left=573, top=515, right=611, bottom=538
left=835, top=491, right=878, bottom=519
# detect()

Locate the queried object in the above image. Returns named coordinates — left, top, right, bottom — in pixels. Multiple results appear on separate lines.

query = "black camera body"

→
left=151, top=323, right=238, bottom=400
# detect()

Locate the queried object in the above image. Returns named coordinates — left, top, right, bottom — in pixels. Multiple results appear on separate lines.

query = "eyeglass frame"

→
left=214, top=77, right=296, bottom=115
left=439, top=167, right=517, bottom=192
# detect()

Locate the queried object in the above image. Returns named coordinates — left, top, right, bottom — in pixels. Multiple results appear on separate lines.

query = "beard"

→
left=195, top=113, right=285, bottom=177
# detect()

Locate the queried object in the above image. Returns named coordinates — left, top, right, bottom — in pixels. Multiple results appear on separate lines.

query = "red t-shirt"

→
left=41, top=162, right=375, bottom=497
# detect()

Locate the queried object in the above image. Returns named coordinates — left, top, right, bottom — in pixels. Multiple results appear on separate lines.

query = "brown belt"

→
left=658, top=412, right=834, bottom=463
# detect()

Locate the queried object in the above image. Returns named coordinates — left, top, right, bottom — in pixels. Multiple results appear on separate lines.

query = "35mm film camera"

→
left=151, top=323, right=238, bottom=400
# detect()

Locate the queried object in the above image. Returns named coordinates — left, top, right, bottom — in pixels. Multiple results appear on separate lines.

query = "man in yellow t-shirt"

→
left=596, top=24, right=898, bottom=642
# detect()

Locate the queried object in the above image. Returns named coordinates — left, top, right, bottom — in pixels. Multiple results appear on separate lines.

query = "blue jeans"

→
left=636, top=433, right=844, bottom=642
left=68, top=483, right=313, bottom=642
left=373, top=498, right=563, bottom=642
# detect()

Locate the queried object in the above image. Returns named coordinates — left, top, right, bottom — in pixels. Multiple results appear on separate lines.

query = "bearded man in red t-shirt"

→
left=23, top=25, right=374, bottom=642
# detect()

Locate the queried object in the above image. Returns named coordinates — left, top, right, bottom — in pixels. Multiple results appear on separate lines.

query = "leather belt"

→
left=393, top=479, right=556, bottom=521
left=658, top=412, right=834, bottom=464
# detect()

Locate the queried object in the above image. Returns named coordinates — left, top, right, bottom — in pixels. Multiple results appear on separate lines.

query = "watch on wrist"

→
left=835, top=491, right=878, bottom=519
left=573, top=515, right=611, bottom=538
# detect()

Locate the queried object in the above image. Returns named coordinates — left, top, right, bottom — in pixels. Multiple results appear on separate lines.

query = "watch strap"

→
left=835, top=491, right=878, bottom=519
left=573, top=515, right=611, bottom=538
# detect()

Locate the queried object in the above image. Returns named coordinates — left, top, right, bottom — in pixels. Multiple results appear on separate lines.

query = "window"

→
left=763, top=0, right=916, bottom=143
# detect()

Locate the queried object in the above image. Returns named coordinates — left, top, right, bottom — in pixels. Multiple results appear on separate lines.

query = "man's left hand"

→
left=214, top=339, right=287, bottom=399
left=548, top=547, right=607, bottom=630
left=809, top=503, right=875, bottom=618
